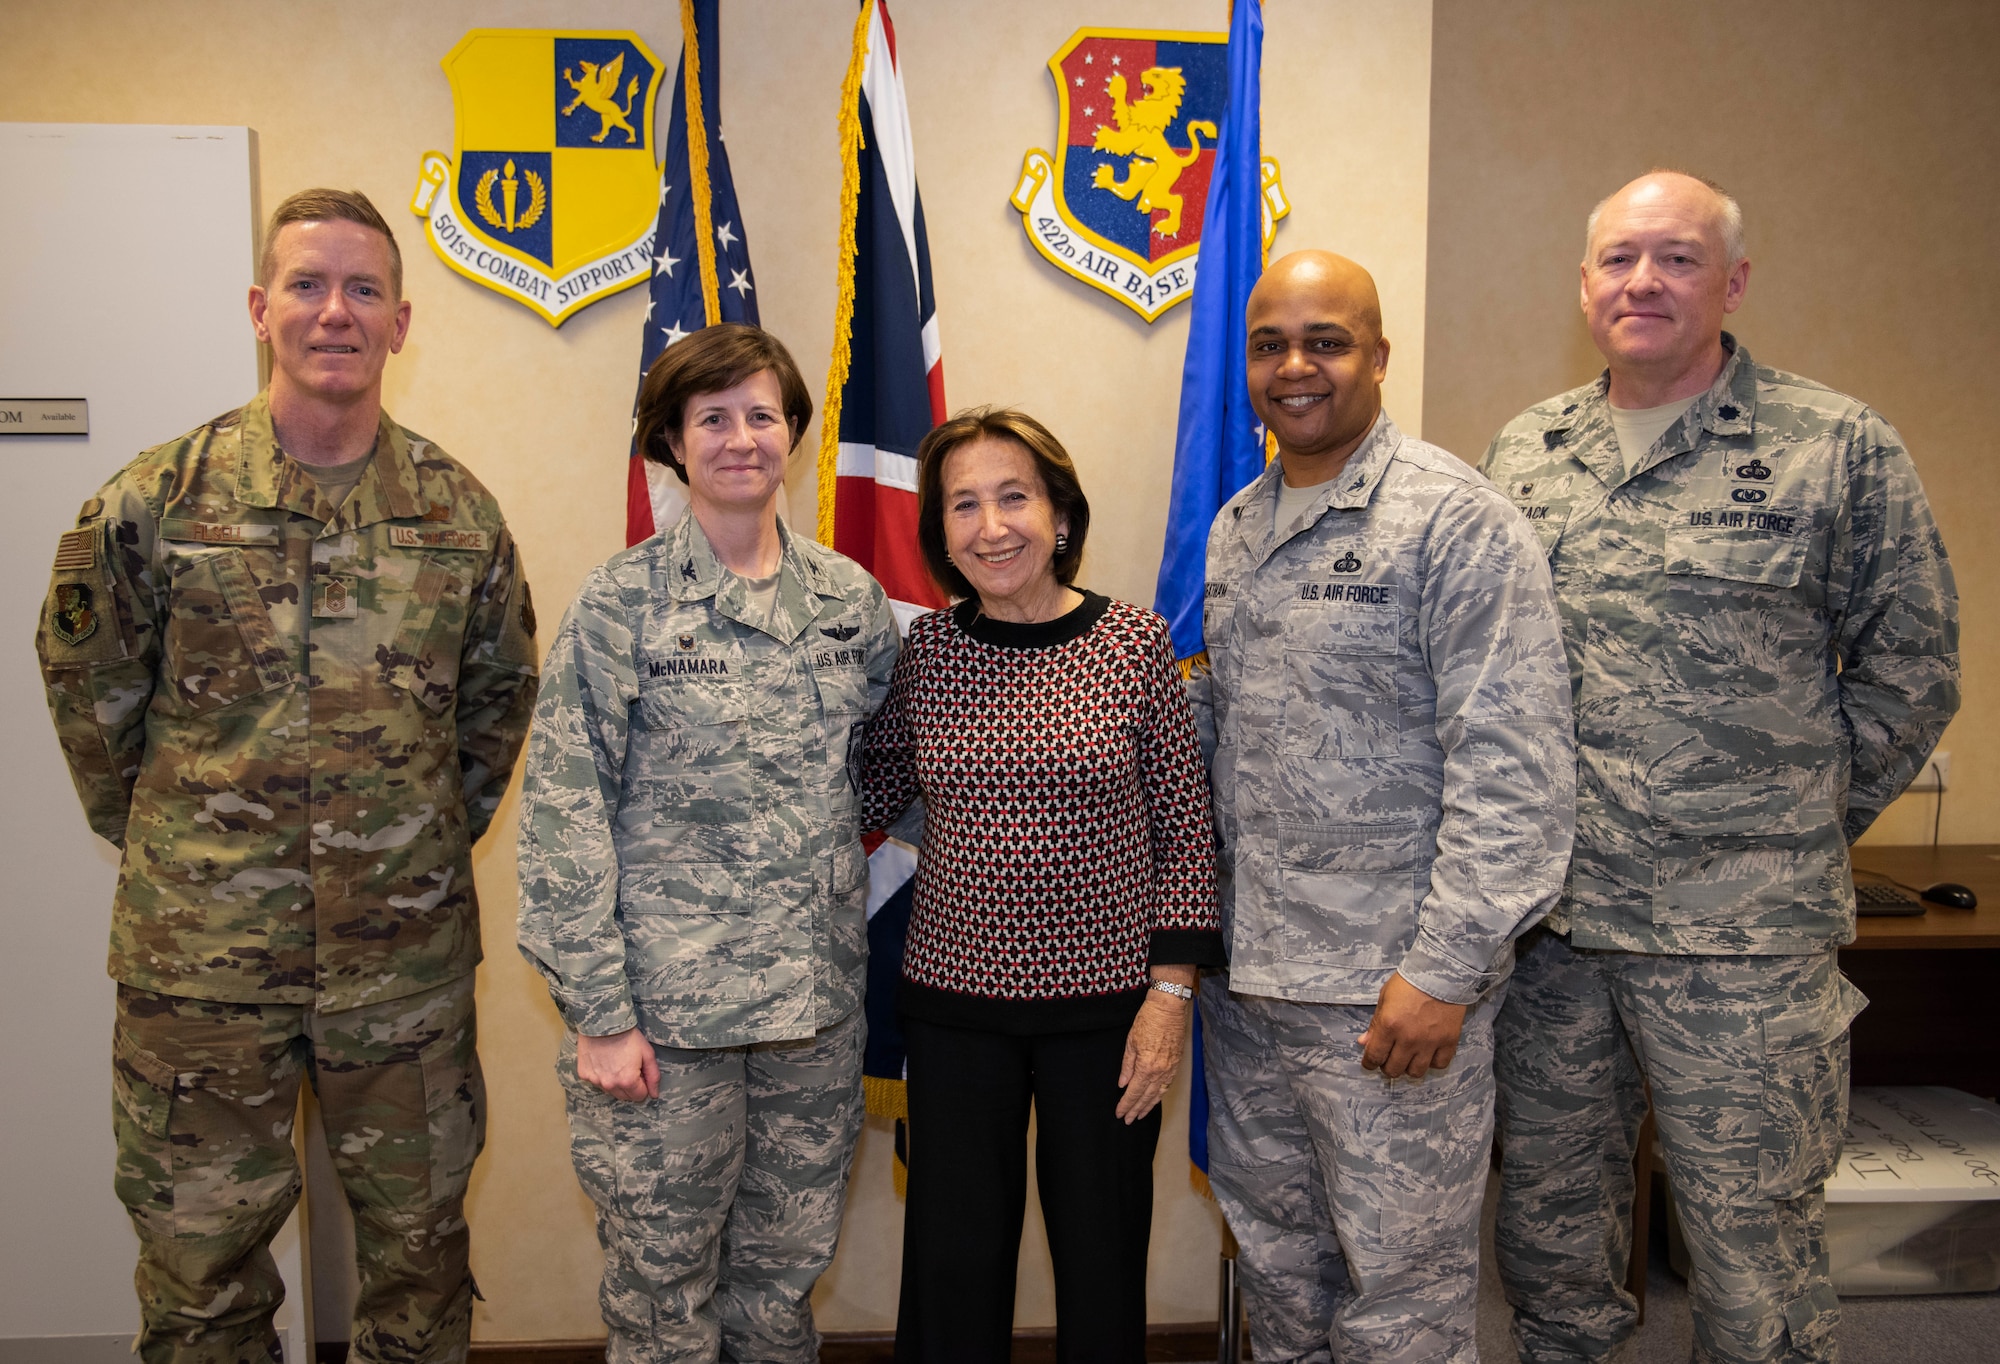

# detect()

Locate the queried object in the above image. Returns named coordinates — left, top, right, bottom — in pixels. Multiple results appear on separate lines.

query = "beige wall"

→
left=1421, top=0, right=1999, bottom=845
left=0, top=0, right=1436, bottom=1341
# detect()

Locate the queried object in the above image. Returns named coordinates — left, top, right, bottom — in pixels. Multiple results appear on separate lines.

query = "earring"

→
left=1054, top=533, right=1069, bottom=555
left=945, top=553, right=954, bottom=564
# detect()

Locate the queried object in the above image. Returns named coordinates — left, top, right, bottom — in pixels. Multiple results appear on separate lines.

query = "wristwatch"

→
left=1150, top=979, right=1195, bottom=1002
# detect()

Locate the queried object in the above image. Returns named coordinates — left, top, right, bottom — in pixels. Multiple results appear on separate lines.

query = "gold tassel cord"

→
left=861, top=1073, right=907, bottom=1120
left=680, top=0, right=723, bottom=326
left=817, top=0, right=873, bottom=545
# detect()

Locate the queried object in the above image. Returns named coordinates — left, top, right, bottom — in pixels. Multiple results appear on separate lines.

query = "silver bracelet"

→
left=1150, top=979, right=1195, bottom=1002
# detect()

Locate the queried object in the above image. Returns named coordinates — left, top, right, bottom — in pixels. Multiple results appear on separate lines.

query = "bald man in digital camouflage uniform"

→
left=1193, top=251, right=1576, bottom=1363
left=1485, top=171, right=1959, bottom=1363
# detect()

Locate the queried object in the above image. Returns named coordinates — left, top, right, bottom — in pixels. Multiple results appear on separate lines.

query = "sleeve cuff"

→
left=1151, top=928, right=1227, bottom=969
left=1396, top=931, right=1501, bottom=1006
left=557, top=981, right=639, bottom=1038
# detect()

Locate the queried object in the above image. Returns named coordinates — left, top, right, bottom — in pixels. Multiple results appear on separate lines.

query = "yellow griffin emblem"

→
left=1091, top=68, right=1217, bottom=239
left=561, top=52, right=641, bottom=144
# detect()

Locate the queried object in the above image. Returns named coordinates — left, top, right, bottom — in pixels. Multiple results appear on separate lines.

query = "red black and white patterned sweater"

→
left=859, top=592, right=1223, bottom=1033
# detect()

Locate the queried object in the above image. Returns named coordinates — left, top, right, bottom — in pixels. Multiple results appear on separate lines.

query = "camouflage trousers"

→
left=1199, top=976, right=1499, bottom=1364
left=558, top=1007, right=864, bottom=1364
left=112, top=975, right=484, bottom=1364
left=1494, top=931, right=1866, bottom=1363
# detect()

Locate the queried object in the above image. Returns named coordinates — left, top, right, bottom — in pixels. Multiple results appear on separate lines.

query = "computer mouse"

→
left=1920, top=882, right=1978, bottom=909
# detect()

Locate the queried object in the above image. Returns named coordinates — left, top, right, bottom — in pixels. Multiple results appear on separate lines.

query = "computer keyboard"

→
left=1855, top=881, right=1924, bottom=916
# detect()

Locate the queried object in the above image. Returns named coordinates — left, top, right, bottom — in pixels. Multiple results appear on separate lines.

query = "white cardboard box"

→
left=1826, top=1087, right=2000, bottom=1294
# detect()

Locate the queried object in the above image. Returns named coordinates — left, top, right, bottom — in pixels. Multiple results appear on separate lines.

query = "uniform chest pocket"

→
left=161, top=546, right=294, bottom=714
left=632, top=677, right=754, bottom=836
left=1664, top=521, right=1809, bottom=591
left=1282, top=601, right=1401, bottom=758
left=813, top=661, right=871, bottom=776
left=383, top=556, right=475, bottom=714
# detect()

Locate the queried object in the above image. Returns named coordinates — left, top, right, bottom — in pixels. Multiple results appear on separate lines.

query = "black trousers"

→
left=894, top=1016, right=1163, bottom=1364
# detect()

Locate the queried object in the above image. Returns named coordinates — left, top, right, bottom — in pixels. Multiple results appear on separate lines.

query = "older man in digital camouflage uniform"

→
left=1191, top=250, right=1576, bottom=1363
left=1485, top=171, right=1960, bottom=1363
left=36, top=188, right=538, bottom=1364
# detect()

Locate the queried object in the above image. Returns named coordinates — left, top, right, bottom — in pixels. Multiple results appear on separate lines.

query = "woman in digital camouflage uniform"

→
left=517, top=324, right=898, bottom=1364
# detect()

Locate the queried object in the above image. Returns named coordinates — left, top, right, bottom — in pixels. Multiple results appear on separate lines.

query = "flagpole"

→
left=677, top=0, right=722, bottom=325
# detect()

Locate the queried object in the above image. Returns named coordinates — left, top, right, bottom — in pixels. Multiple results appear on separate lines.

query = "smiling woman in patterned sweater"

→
left=858, top=406, right=1222, bottom=1364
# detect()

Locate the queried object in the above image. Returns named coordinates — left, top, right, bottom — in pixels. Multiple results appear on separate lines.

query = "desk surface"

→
left=1847, top=844, right=2000, bottom=949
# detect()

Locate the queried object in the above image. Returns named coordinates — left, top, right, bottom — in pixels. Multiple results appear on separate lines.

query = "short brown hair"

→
left=260, top=188, right=403, bottom=298
left=634, top=324, right=814, bottom=484
left=916, top=407, right=1090, bottom=599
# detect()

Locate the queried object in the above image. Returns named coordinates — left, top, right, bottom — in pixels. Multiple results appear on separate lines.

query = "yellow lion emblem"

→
left=1089, top=67, right=1218, bottom=238
left=562, top=51, right=642, bottom=144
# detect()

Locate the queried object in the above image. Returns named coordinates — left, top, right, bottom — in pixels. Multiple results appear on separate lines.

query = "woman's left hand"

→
left=1116, top=969, right=1195, bottom=1124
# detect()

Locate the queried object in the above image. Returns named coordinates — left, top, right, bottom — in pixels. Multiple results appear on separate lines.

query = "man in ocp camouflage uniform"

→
left=1485, top=171, right=1959, bottom=1363
left=1191, top=251, right=1576, bottom=1362
left=36, top=189, right=538, bottom=1364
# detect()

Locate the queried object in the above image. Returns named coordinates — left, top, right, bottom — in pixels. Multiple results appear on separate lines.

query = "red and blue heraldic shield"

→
left=1011, top=28, right=1283, bottom=322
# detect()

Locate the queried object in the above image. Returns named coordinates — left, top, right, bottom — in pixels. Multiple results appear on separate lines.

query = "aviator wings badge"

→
left=1009, top=28, right=1287, bottom=322
left=410, top=29, right=666, bottom=325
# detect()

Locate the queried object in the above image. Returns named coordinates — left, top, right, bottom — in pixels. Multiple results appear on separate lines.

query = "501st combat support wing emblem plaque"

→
left=1010, top=28, right=1287, bottom=322
left=410, top=29, right=666, bottom=326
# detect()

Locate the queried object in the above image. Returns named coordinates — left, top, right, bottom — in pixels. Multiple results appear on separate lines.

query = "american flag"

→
left=626, top=0, right=760, bottom=546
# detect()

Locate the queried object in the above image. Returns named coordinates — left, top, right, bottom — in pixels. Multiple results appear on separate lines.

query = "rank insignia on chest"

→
left=1008, top=27, right=1286, bottom=322
left=315, top=575, right=358, bottom=620
left=50, top=582, right=98, bottom=645
left=408, top=29, right=667, bottom=326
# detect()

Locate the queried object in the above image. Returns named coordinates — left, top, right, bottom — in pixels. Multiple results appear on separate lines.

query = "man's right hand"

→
left=576, top=1027, right=660, bottom=1102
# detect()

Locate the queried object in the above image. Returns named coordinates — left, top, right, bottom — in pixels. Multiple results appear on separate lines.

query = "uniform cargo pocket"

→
left=832, top=839, right=868, bottom=896
left=621, top=862, right=747, bottom=910
left=161, top=548, right=292, bottom=713
left=1759, top=972, right=1866, bottom=1200
left=1367, top=1058, right=1486, bottom=1250
left=419, top=1017, right=485, bottom=1207
left=1282, top=602, right=1400, bottom=758
left=1279, top=820, right=1426, bottom=873
left=111, top=1040, right=178, bottom=1234
left=1274, top=822, right=1425, bottom=967
left=1651, top=782, right=1829, bottom=929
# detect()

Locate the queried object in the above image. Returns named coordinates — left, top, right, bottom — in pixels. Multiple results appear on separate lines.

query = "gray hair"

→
left=1585, top=171, right=1745, bottom=268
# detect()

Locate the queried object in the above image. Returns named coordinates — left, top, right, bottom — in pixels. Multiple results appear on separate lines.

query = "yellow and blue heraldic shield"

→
left=411, top=29, right=665, bottom=326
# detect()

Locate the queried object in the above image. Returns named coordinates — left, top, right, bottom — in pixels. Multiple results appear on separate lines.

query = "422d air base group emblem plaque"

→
left=1011, top=28, right=1287, bottom=322
left=410, top=29, right=666, bottom=326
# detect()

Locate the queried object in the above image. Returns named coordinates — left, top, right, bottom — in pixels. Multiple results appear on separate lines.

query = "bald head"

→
left=1249, top=250, right=1383, bottom=342
left=1586, top=171, right=1744, bottom=268
left=1580, top=171, right=1751, bottom=406
left=1244, top=250, right=1391, bottom=479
